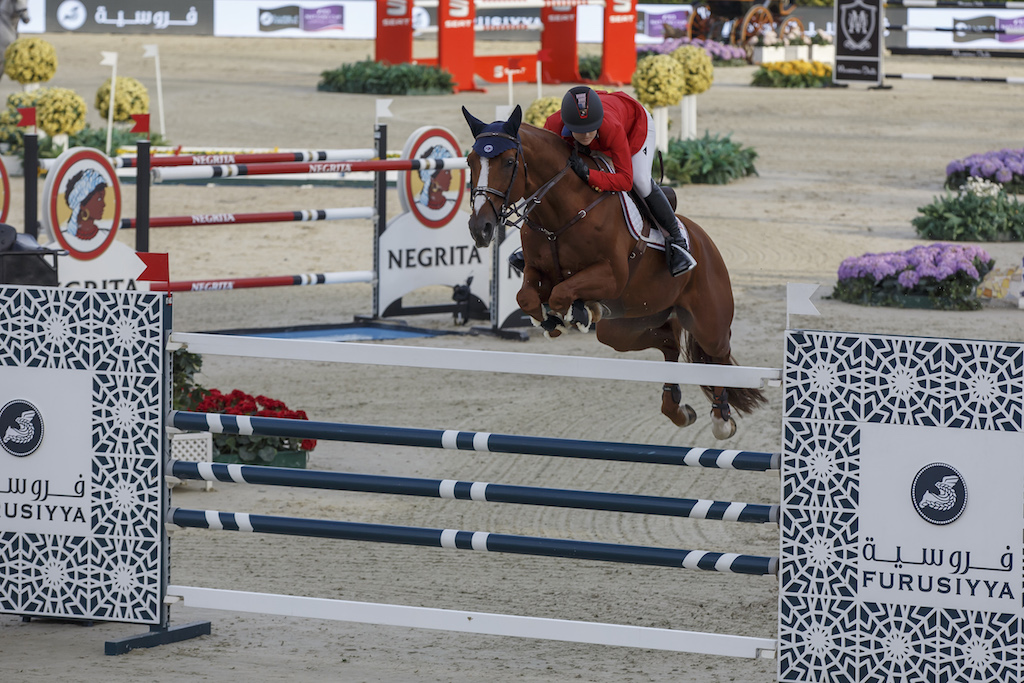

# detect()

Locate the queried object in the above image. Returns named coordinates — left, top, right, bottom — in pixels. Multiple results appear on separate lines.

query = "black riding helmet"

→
left=560, top=86, right=603, bottom=134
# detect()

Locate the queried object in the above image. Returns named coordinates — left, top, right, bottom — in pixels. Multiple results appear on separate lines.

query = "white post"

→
left=507, top=69, right=514, bottom=107
left=536, top=60, right=542, bottom=101
left=652, top=107, right=669, bottom=154
left=142, top=45, right=166, bottom=138
left=680, top=95, right=697, bottom=141
left=100, top=51, right=118, bottom=156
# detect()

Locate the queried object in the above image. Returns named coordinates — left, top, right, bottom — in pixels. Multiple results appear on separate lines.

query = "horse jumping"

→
left=462, top=105, right=767, bottom=439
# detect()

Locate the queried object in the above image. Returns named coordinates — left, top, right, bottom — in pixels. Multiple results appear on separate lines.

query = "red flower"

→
left=193, top=387, right=316, bottom=452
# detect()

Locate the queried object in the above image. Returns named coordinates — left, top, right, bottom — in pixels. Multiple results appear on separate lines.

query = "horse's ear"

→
left=503, top=105, right=523, bottom=136
left=462, top=106, right=486, bottom=138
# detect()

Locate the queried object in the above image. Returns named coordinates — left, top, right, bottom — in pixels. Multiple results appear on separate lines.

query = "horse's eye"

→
left=505, top=158, right=514, bottom=166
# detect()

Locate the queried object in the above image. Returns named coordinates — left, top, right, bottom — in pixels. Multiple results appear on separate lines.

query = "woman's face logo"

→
left=46, top=150, right=122, bottom=261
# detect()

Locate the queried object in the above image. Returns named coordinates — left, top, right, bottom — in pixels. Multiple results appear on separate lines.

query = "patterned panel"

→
left=92, top=374, right=162, bottom=456
left=89, top=538, right=161, bottom=622
left=861, top=336, right=944, bottom=427
left=92, top=456, right=162, bottom=539
left=18, top=534, right=92, bottom=617
left=782, top=331, right=1024, bottom=683
left=778, top=595, right=858, bottom=682
left=785, top=332, right=863, bottom=422
left=944, top=342, right=1024, bottom=432
left=783, top=421, right=859, bottom=511
left=858, top=602, right=937, bottom=683
left=934, top=609, right=1019, bottom=683
left=781, top=508, right=858, bottom=599
left=0, top=287, right=166, bottom=625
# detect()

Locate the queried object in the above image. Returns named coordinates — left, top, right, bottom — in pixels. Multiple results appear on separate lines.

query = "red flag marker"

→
left=137, top=252, right=169, bottom=283
left=16, top=107, right=35, bottom=127
left=537, top=49, right=552, bottom=62
left=130, top=113, right=150, bottom=134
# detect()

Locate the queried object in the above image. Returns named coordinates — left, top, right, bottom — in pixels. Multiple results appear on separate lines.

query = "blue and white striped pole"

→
left=169, top=508, right=779, bottom=576
left=170, top=411, right=780, bottom=471
left=171, top=461, right=779, bottom=524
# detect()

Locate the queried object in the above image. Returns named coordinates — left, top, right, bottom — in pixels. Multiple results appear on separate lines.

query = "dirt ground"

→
left=0, top=33, right=1022, bottom=683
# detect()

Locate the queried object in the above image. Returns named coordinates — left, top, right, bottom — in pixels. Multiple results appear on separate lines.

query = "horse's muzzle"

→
left=468, top=218, right=495, bottom=248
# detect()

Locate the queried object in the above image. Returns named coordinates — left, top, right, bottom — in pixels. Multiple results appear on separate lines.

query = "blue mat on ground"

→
left=208, top=321, right=453, bottom=342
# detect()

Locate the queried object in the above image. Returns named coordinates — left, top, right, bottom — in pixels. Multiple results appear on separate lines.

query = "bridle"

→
left=469, top=130, right=573, bottom=232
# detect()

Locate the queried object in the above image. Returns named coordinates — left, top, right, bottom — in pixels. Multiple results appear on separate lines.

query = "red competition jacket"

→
left=543, top=91, right=648, bottom=193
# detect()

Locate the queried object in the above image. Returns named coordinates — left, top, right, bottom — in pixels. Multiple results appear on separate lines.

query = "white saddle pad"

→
left=591, top=153, right=689, bottom=253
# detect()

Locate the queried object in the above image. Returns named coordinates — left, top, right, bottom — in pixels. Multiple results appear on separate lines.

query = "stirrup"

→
left=668, top=243, right=696, bottom=277
left=508, top=248, right=525, bottom=276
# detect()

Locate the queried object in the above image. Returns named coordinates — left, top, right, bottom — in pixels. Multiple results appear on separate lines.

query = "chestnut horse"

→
left=462, top=105, right=766, bottom=439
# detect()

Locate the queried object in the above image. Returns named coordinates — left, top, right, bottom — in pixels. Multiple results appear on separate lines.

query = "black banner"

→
left=834, top=0, right=883, bottom=85
left=49, top=0, right=214, bottom=34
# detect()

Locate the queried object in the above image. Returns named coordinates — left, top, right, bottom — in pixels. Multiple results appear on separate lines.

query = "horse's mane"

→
left=520, top=122, right=572, bottom=164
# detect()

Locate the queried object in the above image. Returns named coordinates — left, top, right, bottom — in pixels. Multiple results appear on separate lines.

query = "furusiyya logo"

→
left=56, top=0, right=88, bottom=30
left=912, top=462, right=968, bottom=525
left=1, top=400, right=44, bottom=457
left=260, top=6, right=300, bottom=30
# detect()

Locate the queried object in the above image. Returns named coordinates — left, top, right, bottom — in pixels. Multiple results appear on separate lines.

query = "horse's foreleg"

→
left=517, top=268, right=567, bottom=337
left=547, top=261, right=626, bottom=324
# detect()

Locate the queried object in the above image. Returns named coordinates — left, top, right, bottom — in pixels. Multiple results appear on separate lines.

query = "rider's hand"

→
left=568, top=153, right=589, bottom=184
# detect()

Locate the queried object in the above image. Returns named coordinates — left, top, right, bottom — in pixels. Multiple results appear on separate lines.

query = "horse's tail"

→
left=683, top=332, right=769, bottom=416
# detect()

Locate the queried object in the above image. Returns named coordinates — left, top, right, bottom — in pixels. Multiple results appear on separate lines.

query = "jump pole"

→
left=170, top=332, right=783, bottom=388
left=119, top=207, right=374, bottom=230
left=170, top=410, right=781, bottom=471
left=151, top=157, right=468, bottom=183
left=150, top=270, right=374, bottom=292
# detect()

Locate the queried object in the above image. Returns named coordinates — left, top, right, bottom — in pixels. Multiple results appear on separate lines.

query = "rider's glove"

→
left=568, top=153, right=590, bottom=184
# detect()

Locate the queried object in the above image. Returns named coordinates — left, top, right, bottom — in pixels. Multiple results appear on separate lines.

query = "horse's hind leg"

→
left=596, top=316, right=697, bottom=428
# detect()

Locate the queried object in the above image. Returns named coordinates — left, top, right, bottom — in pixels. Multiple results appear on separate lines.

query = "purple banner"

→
left=302, top=5, right=344, bottom=31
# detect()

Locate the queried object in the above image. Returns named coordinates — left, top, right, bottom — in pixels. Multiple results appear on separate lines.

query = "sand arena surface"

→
left=0, top=33, right=1022, bottom=682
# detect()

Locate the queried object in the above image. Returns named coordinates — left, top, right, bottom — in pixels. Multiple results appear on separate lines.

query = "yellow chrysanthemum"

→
left=631, top=54, right=686, bottom=109
left=37, top=87, right=87, bottom=136
left=523, top=96, right=561, bottom=127
left=3, top=38, right=58, bottom=85
left=95, top=76, right=150, bottom=123
left=670, top=45, right=714, bottom=96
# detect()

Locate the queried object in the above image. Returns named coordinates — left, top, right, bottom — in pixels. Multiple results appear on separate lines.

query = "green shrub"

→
left=318, top=60, right=454, bottom=95
left=578, top=55, right=601, bottom=81
left=912, top=178, right=1024, bottom=241
left=662, top=132, right=758, bottom=185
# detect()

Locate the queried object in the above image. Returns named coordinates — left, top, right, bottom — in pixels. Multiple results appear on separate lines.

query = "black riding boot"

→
left=645, top=185, right=696, bottom=277
left=508, top=248, right=525, bottom=276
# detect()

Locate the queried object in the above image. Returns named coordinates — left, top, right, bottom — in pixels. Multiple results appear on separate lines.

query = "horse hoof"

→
left=570, top=300, right=593, bottom=333
left=663, top=403, right=697, bottom=428
left=544, top=327, right=563, bottom=339
left=712, top=417, right=737, bottom=440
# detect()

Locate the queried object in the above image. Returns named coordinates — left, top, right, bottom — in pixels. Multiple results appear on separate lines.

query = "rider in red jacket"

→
left=542, top=86, right=696, bottom=277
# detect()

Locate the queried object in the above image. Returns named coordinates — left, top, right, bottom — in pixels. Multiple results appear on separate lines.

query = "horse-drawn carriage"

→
left=681, top=0, right=805, bottom=48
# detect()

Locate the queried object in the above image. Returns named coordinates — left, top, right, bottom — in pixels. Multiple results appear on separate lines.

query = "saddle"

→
left=588, top=154, right=686, bottom=253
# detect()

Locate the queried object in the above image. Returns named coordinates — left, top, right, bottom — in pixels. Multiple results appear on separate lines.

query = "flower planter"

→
left=751, top=46, right=785, bottom=64
left=214, top=450, right=309, bottom=469
left=810, top=45, right=835, bottom=64
left=784, top=45, right=810, bottom=61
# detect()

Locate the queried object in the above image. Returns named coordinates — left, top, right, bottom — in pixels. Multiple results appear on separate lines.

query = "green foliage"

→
left=578, top=55, right=601, bottom=81
left=318, top=60, right=454, bottom=95
left=662, top=132, right=758, bottom=185
left=912, top=188, right=1024, bottom=241
left=172, top=348, right=207, bottom=411
left=32, top=125, right=169, bottom=159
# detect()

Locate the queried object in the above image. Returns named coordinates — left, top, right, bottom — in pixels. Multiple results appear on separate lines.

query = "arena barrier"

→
left=3, top=286, right=1023, bottom=681
left=375, top=0, right=637, bottom=91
